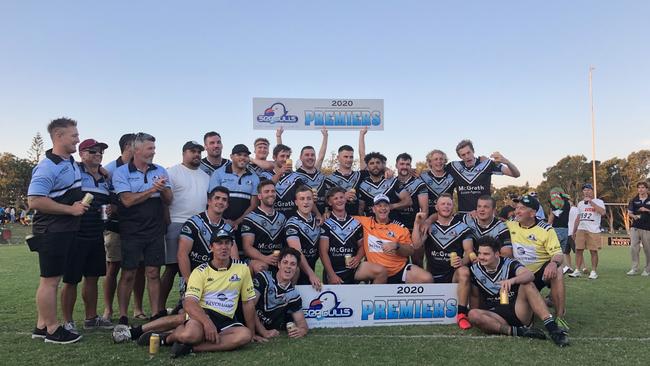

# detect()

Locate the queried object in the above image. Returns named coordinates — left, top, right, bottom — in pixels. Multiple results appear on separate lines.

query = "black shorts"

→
left=488, top=304, right=525, bottom=327
left=322, top=268, right=359, bottom=285
left=387, top=264, right=412, bottom=284
left=120, top=236, right=165, bottom=269
left=533, top=261, right=551, bottom=291
left=432, top=271, right=454, bottom=284
left=63, top=236, right=107, bottom=284
left=203, top=308, right=243, bottom=332
left=35, top=231, right=76, bottom=278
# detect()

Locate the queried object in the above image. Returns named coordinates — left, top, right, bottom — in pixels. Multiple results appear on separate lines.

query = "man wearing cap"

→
left=112, top=132, right=173, bottom=325
left=60, top=138, right=113, bottom=333
left=200, top=132, right=230, bottom=176
left=28, top=118, right=86, bottom=344
left=159, top=141, right=210, bottom=311
left=165, top=228, right=257, bottom=358
left=355, top=194, right=432, bottom=285
left=569, top=183, right=605, bottom=279
left=208, top=144, right=260, bottom=258
left=506, top=194, right=569, bottom=330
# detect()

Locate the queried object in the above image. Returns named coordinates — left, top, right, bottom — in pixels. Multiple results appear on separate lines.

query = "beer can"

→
left=344, top=254, right=352, bottom=267
left=149, top=333, right=160, bottom=355
left=449, top=252, right=458, bottom=265
left=286, top=322, right=296, bottom=332
left=347, top=188, right=356, bottom=201
left=81, top=193, right=94, bottom=205
left=101, top=204, right=109, bottom=221
left=500, top=288, right=509, bottom=305
left=273, top=250, right=280, bottom=257
left=285, top=158, right=293, bottom=169
left=469, top=252, right=477, bottom=262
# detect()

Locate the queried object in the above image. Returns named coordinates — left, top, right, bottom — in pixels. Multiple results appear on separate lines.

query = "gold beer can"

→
left=469, top=252, right=477, bottom=262
left=273, top=250, right=280, bottom=257
left=449, top=252, right=458, bottom=265
left=149, top=333, right=160, bottom=355
left=285, top=158, right=293, bottom=168
left=344, top=254, right=352, bottom=267
left=500, top=288, right=509, bottom=305
left=286, top=322, right=297, bottom=332
left=81, top=193, right=94, bottom=205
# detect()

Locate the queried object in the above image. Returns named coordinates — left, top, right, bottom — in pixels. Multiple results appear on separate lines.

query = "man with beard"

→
left=325, top=128, right=368, bottom=216
left=320, top=187, right=388, bottom=284
left=412, top=193, right=474, bottom=330
left=199, top=131, right=230, bottom=176
left=269, top=144, right=305, bottom=217
left=468, top=236, right=569, bottom=347
left=252, top=247, right=308, bottom=342
left=112, top=132, right=173, bottom=325
left=294, top=129, right=328, bottom=214
left=208, top=144, right=260, bottom=257
left=463, top=195, right=512, bottom=258
left=159, top=141, right=210, bottom=311
left=448, top=139, right=520, bottom=213
left=242, top=180, right=287, bottom=273
left=395, top=153, right=429, bottom=230
left=357, top=152, right=411, bottom=219
left=285, top=186, right=322, bottom=290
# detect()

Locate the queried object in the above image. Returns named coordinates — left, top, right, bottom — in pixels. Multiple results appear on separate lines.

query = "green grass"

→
left=0, top=223, right=649, bottom=365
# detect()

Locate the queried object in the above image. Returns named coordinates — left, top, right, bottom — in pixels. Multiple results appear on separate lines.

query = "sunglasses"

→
left=85, top=150, right=104, bottom=155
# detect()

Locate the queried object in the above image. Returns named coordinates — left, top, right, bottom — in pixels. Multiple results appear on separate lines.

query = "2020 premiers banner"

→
left=253, top=97, right=384, bottom=130
left=296, top=284, right=458, bottom=328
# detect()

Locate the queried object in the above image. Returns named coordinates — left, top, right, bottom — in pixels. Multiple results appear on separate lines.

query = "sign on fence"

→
left=296, top=283, right=458, bottom=328
left=253, top=98, right=384, bottom=130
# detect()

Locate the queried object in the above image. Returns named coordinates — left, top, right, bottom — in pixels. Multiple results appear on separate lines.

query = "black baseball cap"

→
left=518, top=194, right=540, bottom=211
left=211, top=229, right=234, bottom=243
left=582, top=183, right=594, bottom=190
left=182, top=141, right=204, bottom=152
left=231, top=144, right=251, bottom=155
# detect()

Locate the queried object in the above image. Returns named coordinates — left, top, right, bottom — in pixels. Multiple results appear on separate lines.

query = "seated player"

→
left=320, top=187, right=388, bottom=284
left=468, top=236, right=569, bottom=347
left=162, top=229, right=257, bottom=358
left=355, top=194, right=432, bottom=284
left=412, top=193, right=474, bottom=330
left=252, top=247, right=308, bottom=342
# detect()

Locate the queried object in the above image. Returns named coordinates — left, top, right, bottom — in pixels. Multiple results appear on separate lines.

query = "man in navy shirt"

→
left=28, top=117, right=87, bottom=344
left=112, top=132, right=173, bottom=325
left=627, top=181, right=650, bottom=276
left=61, top=138, right=113, bottom=333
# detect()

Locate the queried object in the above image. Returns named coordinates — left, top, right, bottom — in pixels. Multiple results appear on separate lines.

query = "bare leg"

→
left=117, top=269, right=136, bottom=318
left=192, top=327, right=252, bottom=352
left=103, top=261, right=120, bottom=319
left=37, top=276, right=62, bottom=333
left=468, top=309, right=510, bottom=335
left=133, top=265, right=145, bottom=316
left=574, top=249, right=585, bottom=271
left=549, top=270, right=566, bottom=317
left=146, top=266, right=162, bottom=315
left=354, top=262, right=387, bottom=284
left=82, top=277, right=99, bottom=319
left=159, top=264, right=178, bottom=310
left=453, top=267, right=470, bottom=308
left=590, top=250, right=599, bottom=272
left=61, top=283, right=77, bottom=323
left=405, top=265, right=433, bottom=283
left=142, top=314, right=186, bottom=333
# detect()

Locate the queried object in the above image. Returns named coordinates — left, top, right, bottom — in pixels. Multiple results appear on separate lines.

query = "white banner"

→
left=296, top=284, right=458, bottom=328
left=253, top=97, right=384, bottom=130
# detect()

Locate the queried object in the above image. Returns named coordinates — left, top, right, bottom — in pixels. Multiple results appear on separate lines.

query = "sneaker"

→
left=32, top=326, right=47, bottom=339
left=84, top=316, right=114, bottom=330
left=562, top=266, right=573, bottom=275
left=63, top=321, right=79, bottom=335
left=112, top=324, right=132, bottom=343
left=556, top=317, right=570, bottom=331
left=171, top=342, right=192, bottom=358
left=518, top=326, right=547, bottom=340
left=456, top=313, right=472, bottom=330
left=118, top=316, right=129, bottom=326
left=642, top=271, right=650, bottom=277
left=626, top=269, right=639, bottom=276
left=588, top=271, right=598, bottom=279
left=568, top=269, right=582, bottom=278
left=137, top=331, right=171, bottom=347
left=44, top=326, right=82, bottom=344
left=549, top=329, right=570, bottom=347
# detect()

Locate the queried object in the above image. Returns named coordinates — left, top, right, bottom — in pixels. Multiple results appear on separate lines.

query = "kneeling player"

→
left=252, top=247, right=308, bottom=342
left=320, top=187, right=387, bottom=284
left=468, top=236, right=569, bottom=347
left=164, top=229, right=257, bottom=358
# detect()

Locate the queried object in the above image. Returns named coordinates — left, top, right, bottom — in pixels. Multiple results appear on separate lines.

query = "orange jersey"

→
left=354, top=216, right=412, bottom=276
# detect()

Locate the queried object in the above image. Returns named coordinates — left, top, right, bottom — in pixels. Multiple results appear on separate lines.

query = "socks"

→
left=543, top=315, right=560, bottom=332
left=458, top=305, right=469, bottom=315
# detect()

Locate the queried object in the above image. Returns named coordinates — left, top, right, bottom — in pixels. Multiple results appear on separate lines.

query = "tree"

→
left=536, top=155, right=594, bottom=206
left=414, top=161, right=428, bottom=174
left=0, top=153, right=35, bottom=207
left=28, top=132, right=45, bottom=163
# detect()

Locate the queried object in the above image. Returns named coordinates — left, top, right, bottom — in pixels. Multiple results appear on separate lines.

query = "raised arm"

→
left=315, top=128, right=328, bottom=170
left=358, top=127, right=367, bottom=170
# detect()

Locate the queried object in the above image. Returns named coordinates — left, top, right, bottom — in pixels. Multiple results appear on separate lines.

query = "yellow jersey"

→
left=506, top=219, right=561, bottom=273
left=185, top=260, right=256, bottom=318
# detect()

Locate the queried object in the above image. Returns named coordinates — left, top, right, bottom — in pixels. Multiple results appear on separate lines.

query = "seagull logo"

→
left=257, top=102, right=299, bottom=124
left=304, top=291, right=353, bottom=320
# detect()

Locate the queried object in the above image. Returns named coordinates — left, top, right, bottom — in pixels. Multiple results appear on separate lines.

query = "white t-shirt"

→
left=567, top=206, right=579, bottom=236
left=577, top=198, right=605, bottom=233
left=167, top=164, right=210, bottom=223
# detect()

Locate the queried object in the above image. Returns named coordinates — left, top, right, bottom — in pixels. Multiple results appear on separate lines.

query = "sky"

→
left=1, top=1, right=648, bottom=187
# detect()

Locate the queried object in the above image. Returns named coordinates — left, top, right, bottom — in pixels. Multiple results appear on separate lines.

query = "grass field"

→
left=0, top=223, right=649, bottom=365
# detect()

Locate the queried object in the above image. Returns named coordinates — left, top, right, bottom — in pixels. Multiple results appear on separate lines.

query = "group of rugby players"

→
left=28, top=118, right=569, bottom=358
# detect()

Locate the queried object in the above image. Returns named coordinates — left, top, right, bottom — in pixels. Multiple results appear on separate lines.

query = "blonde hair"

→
left=426, top=149, right=448, bottom=164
